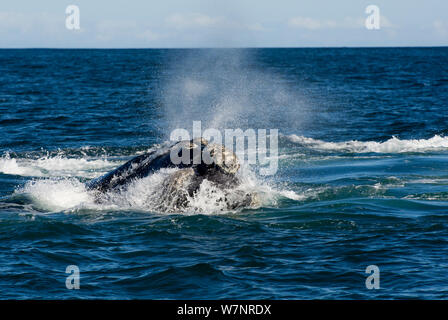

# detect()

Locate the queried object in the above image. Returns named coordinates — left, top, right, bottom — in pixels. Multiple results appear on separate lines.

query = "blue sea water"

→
left=0, top=48, right=447, bottom=299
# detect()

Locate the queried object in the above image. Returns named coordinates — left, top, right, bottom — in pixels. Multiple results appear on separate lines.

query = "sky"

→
left=0, top=0, right=446, bottom=48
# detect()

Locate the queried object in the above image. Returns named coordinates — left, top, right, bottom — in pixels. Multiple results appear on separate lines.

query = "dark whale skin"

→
left=87, top=139, right=240, bottom=194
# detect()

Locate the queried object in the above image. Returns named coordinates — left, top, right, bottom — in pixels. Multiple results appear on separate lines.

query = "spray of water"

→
left=161, top=49, right=308, bottom=135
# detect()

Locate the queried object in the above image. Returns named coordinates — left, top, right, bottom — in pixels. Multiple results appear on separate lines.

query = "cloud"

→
left=95, top=20, right=137, bottom=41
left=95, top=20, right=161, bottom=43
left=0, top=11, right=82, bottom=47
left=247, top=23, right=265, bottom=32
left=288, top=17, right=334, bottom=30
left=381, top=16, right=394, bottom=28
left=288, top=16, right=394, bottom=30
left=166, top=13, right=225, bottom=29
left=0, top=11, right=62, bottom=35
left=165, top=12, right=263, bottom=32
left=137, top=30, right=161, bottom=41
left=0, top=12, right=28, bottom=33
left=433, top=19, right=447, bottom=37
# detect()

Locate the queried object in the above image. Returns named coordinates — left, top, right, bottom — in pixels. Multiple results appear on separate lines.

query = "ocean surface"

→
left=0, top=48, right=447, bottom=299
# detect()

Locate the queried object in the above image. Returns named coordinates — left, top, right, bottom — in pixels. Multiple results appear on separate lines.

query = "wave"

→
left=0, top=153, right=117, bottom=178
left=285, top=134, right=448, bottom=153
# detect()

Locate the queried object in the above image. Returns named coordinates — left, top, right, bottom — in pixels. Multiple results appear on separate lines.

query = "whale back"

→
left=88, top=139, right=240, bottom=193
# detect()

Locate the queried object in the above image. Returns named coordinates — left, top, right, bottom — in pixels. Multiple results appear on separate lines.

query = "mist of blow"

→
left=161, top=49, right=307, bottom=136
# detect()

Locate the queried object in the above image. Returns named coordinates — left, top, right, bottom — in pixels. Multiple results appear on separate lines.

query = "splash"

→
left=13, top=164, right=301, bottom=214
left=18, top=178, right=93, bottom=212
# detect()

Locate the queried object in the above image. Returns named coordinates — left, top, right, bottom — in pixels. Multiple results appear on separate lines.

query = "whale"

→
left=87, top=138, right=258, bottom=211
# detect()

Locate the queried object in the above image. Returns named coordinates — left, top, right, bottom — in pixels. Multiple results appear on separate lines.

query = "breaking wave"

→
left=285, top=134, right=448, bottom=153
left=0, top=152, right=116, bottom=178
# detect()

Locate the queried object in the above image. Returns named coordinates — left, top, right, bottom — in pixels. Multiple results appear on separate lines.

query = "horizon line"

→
left=0, top=45, right=447, bottom=50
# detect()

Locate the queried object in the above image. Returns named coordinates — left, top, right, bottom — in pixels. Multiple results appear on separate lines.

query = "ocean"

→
left=0, top=47, right=447, bottom=299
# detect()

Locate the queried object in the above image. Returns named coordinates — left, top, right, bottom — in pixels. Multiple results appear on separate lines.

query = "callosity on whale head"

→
left=87, top=138, right=259, bottom=212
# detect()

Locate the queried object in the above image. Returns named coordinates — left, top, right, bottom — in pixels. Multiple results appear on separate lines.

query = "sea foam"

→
left=0, top=153, right=116, bottom=178
left=285, top=134, right=448, bottom=153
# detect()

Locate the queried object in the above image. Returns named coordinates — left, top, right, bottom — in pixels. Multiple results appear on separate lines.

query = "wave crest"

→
left=285, top=134, right=448, bottom=153
left=0, top=153, right=116, bottom=178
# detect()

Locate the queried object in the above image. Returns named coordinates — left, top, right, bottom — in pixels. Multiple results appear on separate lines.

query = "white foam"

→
left=14, top=165, right=305, bottom=214
left=286, top=134, right=448, bottom=153
left=0, top=155, right=41, bottom=176
left=18, top=178, right=94, bottom=211
left=409, top=178, right=448, bottom=185
left=0, top=153, right=117, bottom=178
